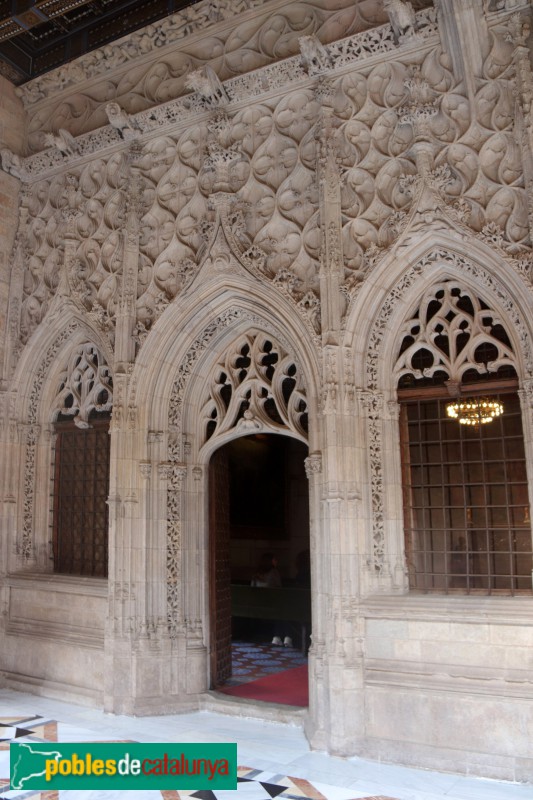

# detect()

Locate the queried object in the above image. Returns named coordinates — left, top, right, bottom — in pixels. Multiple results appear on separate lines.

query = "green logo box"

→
left=10, top=741, right=237, bottom=791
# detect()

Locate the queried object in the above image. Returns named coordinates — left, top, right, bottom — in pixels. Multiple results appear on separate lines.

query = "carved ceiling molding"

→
left=16, top=0, right=281, bottom=107
left=11, top=7, right=440, bottom=182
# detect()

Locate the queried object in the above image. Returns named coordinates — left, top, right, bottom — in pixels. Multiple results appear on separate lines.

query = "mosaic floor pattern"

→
left=225, top=641, right=308, bottom=687
left=0, top=716, right=398, bottom=800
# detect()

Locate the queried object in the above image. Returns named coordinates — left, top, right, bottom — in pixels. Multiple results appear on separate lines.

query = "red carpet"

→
left=219, top=664, right=308, bottom=706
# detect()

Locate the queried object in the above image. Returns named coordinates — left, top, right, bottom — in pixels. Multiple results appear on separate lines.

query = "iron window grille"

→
left=52, top=414, right=111, bottom=577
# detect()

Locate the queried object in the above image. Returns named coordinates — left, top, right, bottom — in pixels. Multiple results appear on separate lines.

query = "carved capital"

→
left=157, top=462, right=174, bottom=480
left=387, top=400, right=401, bottom=420
left=192, top=466, right=203, bottom=481
left=358, top=390, right=384, bottom=418
left=519, top=379, right=533, bottom=410
left=304, top=453, right=322, bottom=479
left=139, top=461, right=152, bottom=479
left=176, top=464, right=188, bottom=482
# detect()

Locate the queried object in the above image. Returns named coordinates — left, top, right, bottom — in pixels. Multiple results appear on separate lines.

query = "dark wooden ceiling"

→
left=0, top=0, right=200, bottom=84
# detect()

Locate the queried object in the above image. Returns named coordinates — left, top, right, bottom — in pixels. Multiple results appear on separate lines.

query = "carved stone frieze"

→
left=14, top=9, right=527, bottom=357
left=19, top=0, right=412, bottom=149
left=18, top=423, right=40, bottom=560
left=339, top=12, right=529, bottom=278
left=17, top=159, right=132, bottom=345
left=358, top=390, right=385, bottom=572
left=18, top=8, right=439, bottom=176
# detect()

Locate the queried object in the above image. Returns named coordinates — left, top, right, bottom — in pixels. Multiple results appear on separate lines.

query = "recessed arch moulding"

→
left=344, top=232, right=533, bottom=586
left=90, top=292, right=323, bottom=715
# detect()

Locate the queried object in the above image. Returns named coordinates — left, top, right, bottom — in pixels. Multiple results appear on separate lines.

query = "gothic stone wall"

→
left=1, top=0, right=533, bottom=780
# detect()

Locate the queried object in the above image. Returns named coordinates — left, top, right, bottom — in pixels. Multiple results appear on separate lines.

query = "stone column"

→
left=115, top=144, right=143, bottom=372
left=307, top=90, right=367, bottom=751
left=435, top=0, right=488, bottom=102
left=507, top=12, right=533, bottom=246
left=183, top=461, right=208, bottom=695
left=518, top=380, right=533, bottom=591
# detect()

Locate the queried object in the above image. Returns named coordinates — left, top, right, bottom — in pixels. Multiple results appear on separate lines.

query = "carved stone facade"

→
left=1, top=0, right=533, bottom=783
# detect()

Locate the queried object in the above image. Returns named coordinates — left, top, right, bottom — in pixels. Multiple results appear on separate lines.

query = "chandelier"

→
left=446, top=398, right=504, bottom=426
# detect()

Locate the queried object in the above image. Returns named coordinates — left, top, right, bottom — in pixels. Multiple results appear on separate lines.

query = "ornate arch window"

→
left=395, top=282, right=532, bottom=594
left=51, top=344, right=113, bottom=577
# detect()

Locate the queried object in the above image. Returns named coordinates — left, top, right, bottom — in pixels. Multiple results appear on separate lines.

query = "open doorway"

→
left=209, top=433, right=310, bottom=705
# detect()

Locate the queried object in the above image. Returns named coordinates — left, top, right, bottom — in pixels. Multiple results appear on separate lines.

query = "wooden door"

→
left=209, top=447, right=232, bottom=687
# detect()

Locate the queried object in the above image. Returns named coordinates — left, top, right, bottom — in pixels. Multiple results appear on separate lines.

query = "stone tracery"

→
left=394, top=282, right=517, bottom=384
left=52, top=343, right=113, bottom=427
left=200, top=331, right=308, bottom=443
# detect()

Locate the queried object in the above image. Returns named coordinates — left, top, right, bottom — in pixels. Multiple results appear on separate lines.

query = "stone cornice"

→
left=363, top=593, right=533, bottom=625
left=18, top=8, right=439, bottom=182
left=16, top=0, right=282, bottom=108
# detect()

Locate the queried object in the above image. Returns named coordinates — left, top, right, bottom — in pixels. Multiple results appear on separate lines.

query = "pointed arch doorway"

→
left=209, top=433, right=310, bottom=705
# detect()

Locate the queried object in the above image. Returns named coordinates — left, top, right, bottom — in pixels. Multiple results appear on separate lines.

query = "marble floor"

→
left=0, top=688, right=531, bottom=800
